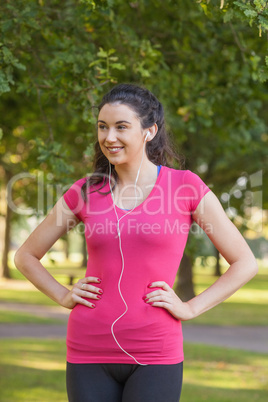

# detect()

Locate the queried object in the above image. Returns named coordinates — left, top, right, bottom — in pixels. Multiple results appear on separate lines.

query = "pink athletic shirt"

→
left=63, top=167, right=210, bottom=364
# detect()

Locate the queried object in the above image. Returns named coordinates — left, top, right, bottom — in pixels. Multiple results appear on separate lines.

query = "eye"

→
left=98, top=124, right=107, bottom=130
left=117, top=125, right=127, bottom=130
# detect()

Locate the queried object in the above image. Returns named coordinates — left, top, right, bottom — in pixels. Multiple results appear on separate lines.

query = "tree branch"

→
left=229, top=22, right=247, bottom=61
left=36, top=87, right=54, bottom=142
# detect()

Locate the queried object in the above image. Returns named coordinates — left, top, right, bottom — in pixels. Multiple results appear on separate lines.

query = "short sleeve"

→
left=183, top=170, right=211, bottom=214
left=63, top=178, right=87, bottom=221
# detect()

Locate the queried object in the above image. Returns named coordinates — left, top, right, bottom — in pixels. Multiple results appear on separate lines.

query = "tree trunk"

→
left=81, top=235, right=87, bottom=268
left=214, top=246, right=221, bottom=277
left=1, top=171, right=12, bottom=279
left=174, top=253, right=195, bottom=302
left=63, top=234, right=69, bottom=260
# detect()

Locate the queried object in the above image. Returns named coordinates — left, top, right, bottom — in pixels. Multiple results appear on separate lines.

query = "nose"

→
left=105, top=128, right=117, bottom=143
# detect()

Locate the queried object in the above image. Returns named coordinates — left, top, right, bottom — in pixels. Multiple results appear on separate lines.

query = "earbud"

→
left=145, top=131, right=150, bottom=141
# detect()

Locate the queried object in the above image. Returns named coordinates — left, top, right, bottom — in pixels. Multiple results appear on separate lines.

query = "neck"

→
left=114, top=158, right=157, bottom=187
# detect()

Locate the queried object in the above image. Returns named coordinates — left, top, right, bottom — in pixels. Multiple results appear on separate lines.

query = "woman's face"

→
left=97, top=103, right=146, bottom=168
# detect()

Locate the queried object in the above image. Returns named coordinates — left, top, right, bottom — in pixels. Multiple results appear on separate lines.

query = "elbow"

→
left=247, top=255, right=258, bottom=280
left=252, top=259, right=259, bottom=277
left=14, top=248, right=26, bottom=274
left=14, top=249, right=21, bottom=271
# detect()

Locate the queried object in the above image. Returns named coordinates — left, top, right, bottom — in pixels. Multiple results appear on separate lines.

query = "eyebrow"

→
left=97, top=120, right=131, bottom=125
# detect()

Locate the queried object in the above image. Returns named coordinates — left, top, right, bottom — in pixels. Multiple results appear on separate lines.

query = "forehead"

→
left=98, top=103, right=140, bottom=123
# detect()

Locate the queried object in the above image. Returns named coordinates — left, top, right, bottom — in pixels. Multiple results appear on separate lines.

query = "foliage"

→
left=1, top=0, right=267, bottom=279
left=198, top=0, right=268, bottom=81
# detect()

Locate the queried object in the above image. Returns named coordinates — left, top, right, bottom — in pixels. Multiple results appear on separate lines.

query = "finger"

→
left=144, top=289, right=165, bottom=299
left=72, top=294, right=96, bottom=309
left=83, top=276, right=102, bottom=284
left=144, top=285, right=173, bottom=299
left=149, top=301, right=171, bottom=309
left=78, top=283, right=103, bottom=300
left=145, top=294, right=173, bottom=305
left=80, top=283, right=103, bottom=295
left=149, top=281, right=171, bottom=291
left=80, top=290, right=102, bottom=300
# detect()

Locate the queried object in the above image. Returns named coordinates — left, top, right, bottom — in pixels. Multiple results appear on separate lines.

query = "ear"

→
left=143, top=123, right=158, bottom=142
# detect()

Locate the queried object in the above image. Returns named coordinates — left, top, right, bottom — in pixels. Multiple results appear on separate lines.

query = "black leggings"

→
left=66, top=362, right=183, bottom=402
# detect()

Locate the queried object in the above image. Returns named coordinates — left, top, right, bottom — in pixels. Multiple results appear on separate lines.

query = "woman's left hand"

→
left=143, top=281, right=194, bottom=321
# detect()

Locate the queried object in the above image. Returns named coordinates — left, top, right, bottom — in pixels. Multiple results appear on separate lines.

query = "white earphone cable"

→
left=109, top=137, right=148, bottom=366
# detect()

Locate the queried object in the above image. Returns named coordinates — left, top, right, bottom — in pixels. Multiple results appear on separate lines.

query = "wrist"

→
left=180, top=300, right=197, bottom=321
left=57, top=287, right=72, bottom=308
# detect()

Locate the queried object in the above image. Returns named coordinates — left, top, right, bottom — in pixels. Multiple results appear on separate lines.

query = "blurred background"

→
left=0, top=0, right=268, bottom=401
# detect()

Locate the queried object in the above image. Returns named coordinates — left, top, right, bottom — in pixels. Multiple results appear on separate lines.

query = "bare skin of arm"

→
left=14, top=197, right=102, bottom=309
left=144, top=191, right=258, bottom=320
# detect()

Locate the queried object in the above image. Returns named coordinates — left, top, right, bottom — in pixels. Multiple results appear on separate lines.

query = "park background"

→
left=0, top=0, right=268, bottom=401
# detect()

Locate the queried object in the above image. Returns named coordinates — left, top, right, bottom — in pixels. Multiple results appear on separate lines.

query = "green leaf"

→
left=258, top=67, right=268, bottom=82
left=2, top=47, right=26, bottom=70
left=234, top=1, right=251, bottom=11
left=244, top=10, right=258, bottom=18
left=107, top=48, right=116, bottom=56
left=0, top=71, right=11, bottom=94
left=89, top=59, right=102, bottom=68
left=83, top=143, right=94, bottom=158
left=111, top=63, right=126, bottom=70
left=79, top=0, right=96, bottom=8
left=223, top=9, right=234, bottom=23
left=96, top=67, right=107, bottom=74
left=97, top=48, right=108, bottom=58
left=258, top=15, right=268, bottom=30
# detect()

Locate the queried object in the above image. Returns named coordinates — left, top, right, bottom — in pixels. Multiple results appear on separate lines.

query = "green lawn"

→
left=0, top=288, right=59, bottom=306
left=0, top=339, right=267, bottom=402
left=0, top=339, right=67, bottom=402
left=182, top=343, right=268, bottom=401
left=0, top=310, right=64, bottom=324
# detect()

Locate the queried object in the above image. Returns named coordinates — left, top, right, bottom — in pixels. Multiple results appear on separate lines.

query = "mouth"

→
left=105, top=146, right=124, bottom=154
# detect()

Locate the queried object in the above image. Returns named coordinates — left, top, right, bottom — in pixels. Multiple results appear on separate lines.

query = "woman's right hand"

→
left=61, top=276, right=103, bottom=309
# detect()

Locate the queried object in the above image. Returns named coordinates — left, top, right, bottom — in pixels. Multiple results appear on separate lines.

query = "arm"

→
left=144, top=191, right=258, bottom=320
left=14, top=197, right=102, bottom=309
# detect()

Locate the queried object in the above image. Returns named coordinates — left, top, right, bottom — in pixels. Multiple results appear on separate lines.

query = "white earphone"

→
left=108, top=133, right=149, bottom=366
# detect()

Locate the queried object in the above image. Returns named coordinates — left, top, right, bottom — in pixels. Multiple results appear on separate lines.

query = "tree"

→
left=1, top=1, right=267, bottom=296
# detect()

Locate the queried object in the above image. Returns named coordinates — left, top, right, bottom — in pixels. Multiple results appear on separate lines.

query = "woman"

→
left=15, top=83, right=258, bottom=402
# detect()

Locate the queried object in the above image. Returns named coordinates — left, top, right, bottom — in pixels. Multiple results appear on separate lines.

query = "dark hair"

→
left=82, top=83, right=183, bottom=197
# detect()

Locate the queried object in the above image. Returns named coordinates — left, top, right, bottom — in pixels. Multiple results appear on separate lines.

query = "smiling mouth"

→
left=106, top=146, right=124, bottom=153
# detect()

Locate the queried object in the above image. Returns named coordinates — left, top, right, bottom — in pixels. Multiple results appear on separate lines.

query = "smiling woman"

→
left=14, top=83, right=258, bottom=402
left=96, top=102, right=160, bottom=209
left=98, top=103, right=148, bottom=164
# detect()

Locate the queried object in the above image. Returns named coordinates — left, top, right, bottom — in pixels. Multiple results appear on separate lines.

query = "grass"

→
left=182, top=343, right=268, bottom=401
left=0, top=264, right=86, bottom=307
left=0, top=338, right=267, bottom=402
left=9, top=258, right=86, bottom=285
left=0, top=339, right=67, bottom=402
left=0, top=288, right=59, bottom=306
left=0, top=310, right=64, bottom=324
left=183, top=301, right=268, bottom=326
